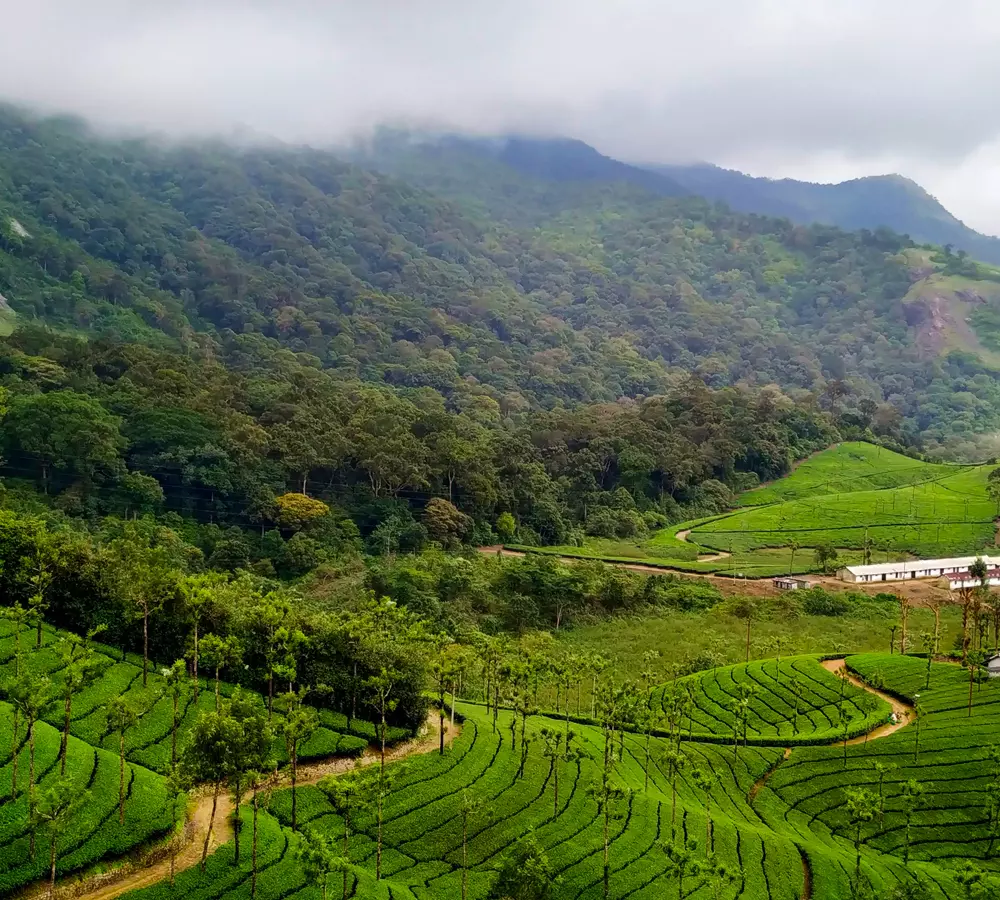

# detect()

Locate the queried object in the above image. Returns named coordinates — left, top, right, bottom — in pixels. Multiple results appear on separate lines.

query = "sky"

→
left=4, top=0, right=1000, bottom=232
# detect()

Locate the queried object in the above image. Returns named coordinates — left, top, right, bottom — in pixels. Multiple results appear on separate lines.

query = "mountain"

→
left=644, top=161, right=1000, bottom=264
left=4, top=107, right=1000, bottom=458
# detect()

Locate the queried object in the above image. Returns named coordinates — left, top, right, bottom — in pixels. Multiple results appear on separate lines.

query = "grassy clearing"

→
left=557, top=602, right=961, bottom=690
left=738, top=442, right=964, bottom=507
left=692, top=465, right=995, bottom=558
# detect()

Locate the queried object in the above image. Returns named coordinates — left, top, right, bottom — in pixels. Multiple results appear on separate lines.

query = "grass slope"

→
left=692, top=464, right=994, bottom=558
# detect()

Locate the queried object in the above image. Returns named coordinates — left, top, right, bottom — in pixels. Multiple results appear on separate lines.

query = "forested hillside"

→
left=0, top=105, right=998, bottom=558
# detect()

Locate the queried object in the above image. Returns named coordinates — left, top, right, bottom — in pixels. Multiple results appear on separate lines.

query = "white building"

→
left=838, top=555, right=1000, bottom=584
left=949, top=568, right=1000, bottom=590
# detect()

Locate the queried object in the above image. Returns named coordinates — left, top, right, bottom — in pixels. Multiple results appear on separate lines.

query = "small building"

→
left=839, top=555, right=1000, bottom=584
left=987, top=655, right=1000, bottom=678
left=950, top=568, right=1000, bottom=591
left=773, top=576, right=810, bottom=591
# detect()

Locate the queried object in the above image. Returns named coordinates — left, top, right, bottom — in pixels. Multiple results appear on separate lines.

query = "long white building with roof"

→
left=838, top=555, right=1000, bottom=584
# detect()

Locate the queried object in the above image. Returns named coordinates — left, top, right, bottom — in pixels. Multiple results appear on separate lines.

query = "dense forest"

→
left=0, top=105, right=995, bottom=570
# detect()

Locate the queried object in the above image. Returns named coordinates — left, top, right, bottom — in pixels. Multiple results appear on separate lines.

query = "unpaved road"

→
left=33, top=713, right=460, bottom=900
left=821, top=658, right=913, bottom=743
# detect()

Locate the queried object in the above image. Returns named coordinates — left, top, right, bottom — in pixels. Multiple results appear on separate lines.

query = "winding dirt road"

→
left=31, top=713, right=460, bottom=900
left=820, top=658, right=913, bottom=743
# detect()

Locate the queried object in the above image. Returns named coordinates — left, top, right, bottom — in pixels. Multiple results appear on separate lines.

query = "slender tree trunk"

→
left=10, top=708, right=18, bottom=800
left=215, top=668, right=221, bottom=712
left=202, top=780, right=220, bottom=870
left=171, top=693, right=178, bottom=768
left=29, top=721, right=36, bottom=859
left=228, top=775, right=240, bottom=865
left=48, top=833, right=57, bottom=900
left=291, top=745, right=298, bottom=830
left=439, top=689, right=445, bottom=755
left=251, top=783, right=260, bottom=898
left=193, top=622, right=200, bottom=703
left=461, top=814, right=469, bottom=900
left=267, top=668, right=273, bottom=721
left=36, top=617, right=43, bottom=649
left=671, top=775, right=678, bottom=835
left=119, top=730, right=127, bottom=823
left=60, top=691, right=72, bottom=775
left=602, top=806, right=610, bottom=899
left=142, top=603, right=149, bottom=687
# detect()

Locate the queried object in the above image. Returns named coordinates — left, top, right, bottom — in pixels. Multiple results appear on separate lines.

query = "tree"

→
left=57, top=627, right=104, bottom=775
left=788, top=538, right=800, bottom=576
left=200, top=633, right=243, bottom=712
left=274, top=492, right=330, bottom=530
left=179, top=572, right=224, bottom=704
left=705, top=859, right=741, bottom=900
left=661, top=747, right=687, bottom=837
left=104, top=696, right=138, bottom=824
left=166, top=766, right=192, bottom=887
left=844, top=787, right=877, bottom=885
left=430, top=638, right=456, bottom=755
left=295, top=827, right=348, bottom=900
left=728, top=597, right=760, bottom=662
left=182, top=708, right=242, bottom=870
left=1, top=602, right=30, bottom=674
left=872, top=760, right=897, bottom=825
left=956, top=862, right=987, bottom=900
left=280, top=690, right=319, bottom=832
left=459, top=789, right=483, bottom=900
left=660, top=836, right=702, bottom=900
left=988, top=467, right=1000, bottom=515
left=814, top=544, right=839, bottom=574
left=246, top=767, right=275, bottom=899
left=27, top=546, right=54, bottom=650
left=319, top=765, right=377, bottom=900
left=423, top=497, right=472, bottom=548
left=487, top=833, right=556, bottom=900
left=3, top=390, right=124, bottom=492
left=692, top=768, right=718, bottom=857
left=32, top=777, right=87, bottom=900
left=106, top=526, right=176, bottom=686
left=496, top=512, right=517, bottom=544
left=587, top=769, right=630, bottom=900
left=900, top=779, right=925, bottom=864
left=7, top=671, right=51, bottom=849
left=913, top=697, right=925, bottom=763
left=967, top=649, right=988, bottom=717
left=160, top=659, right=188, bottom=768
left=539, top=726, right=580, bottom=816
left=228, top=692, right=273, bottom=865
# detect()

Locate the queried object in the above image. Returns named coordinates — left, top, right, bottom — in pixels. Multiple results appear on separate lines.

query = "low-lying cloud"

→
left=4, top=0, right=1000, bottom=231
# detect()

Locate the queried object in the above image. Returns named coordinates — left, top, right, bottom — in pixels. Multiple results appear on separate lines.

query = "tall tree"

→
left=295, top=827, right=348, bottom=900
left=587, top=769, right=630, bottom=900
left=660, top=836, right=702, bottom=900
left=31, top=777, right=87, bottom=900
left=319, top=766, right=377, bottom=900
left=107, top=526, right=176, bottom=686
left=280, top=690, right=319, bottom=832
left=57, top=627, right=104, bottom=775
left=692, top=768, right=718, bottom=857
left=103, top=696, right=138, bottom=824
left=161, top=659, right=188, bottom=769
left=900, top=779, right=926, bottom=864
left=844, top=787, right=877, bottom=886
left=199, top=633, right=243, bottom=712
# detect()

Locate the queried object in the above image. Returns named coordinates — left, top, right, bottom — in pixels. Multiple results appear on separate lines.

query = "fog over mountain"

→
left=4, top=1, right=1000, bottom=232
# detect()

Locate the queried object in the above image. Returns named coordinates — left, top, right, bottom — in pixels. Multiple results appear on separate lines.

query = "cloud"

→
left=4, top=0, right=1000, bottom=230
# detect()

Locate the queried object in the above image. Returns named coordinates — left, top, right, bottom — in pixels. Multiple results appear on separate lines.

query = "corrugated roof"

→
left=842, top=555, right=998, bottom=577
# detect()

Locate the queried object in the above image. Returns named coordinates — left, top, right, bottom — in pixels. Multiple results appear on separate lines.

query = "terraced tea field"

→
left=114, top=653, right=1000, bottom=900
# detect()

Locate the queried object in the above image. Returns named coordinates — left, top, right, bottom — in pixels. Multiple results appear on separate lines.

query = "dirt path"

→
left=32, top=713, right=460, bottom=900
left=820, top=658, right=913, bottom=743
left=748, top=747, right=791, bottom=805
left=799, top=847, right=813, bottom=900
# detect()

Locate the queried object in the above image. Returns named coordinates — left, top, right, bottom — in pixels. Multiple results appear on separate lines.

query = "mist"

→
left=5, top=0, right=1000, bottom=232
